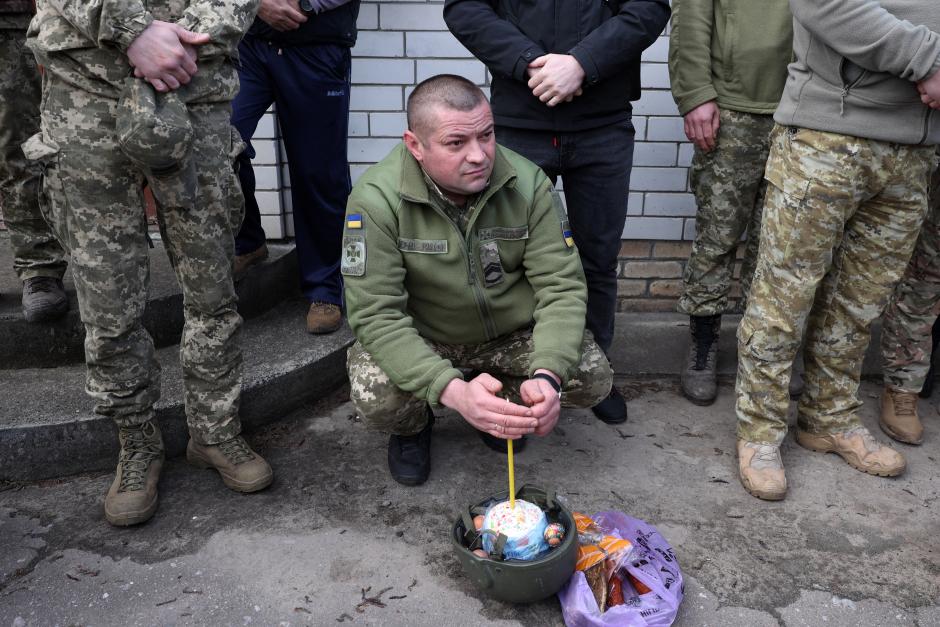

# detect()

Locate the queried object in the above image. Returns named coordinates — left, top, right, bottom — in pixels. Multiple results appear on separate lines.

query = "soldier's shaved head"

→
left=407, top=74, right=487, bottom=139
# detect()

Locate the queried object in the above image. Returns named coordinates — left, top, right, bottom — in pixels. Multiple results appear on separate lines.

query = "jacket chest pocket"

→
left=478, top=226, right=528, bottom=283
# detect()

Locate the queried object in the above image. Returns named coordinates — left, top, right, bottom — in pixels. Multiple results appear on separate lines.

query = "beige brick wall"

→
left=617, top=240, right=745, bottom=312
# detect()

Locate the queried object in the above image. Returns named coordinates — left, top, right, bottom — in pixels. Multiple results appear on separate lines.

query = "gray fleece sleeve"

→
left=789, top=0, right=940, bottom=81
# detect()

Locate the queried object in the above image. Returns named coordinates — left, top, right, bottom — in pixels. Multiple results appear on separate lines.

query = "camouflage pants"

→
left=0, top=24, right=65, bottom=281
left=347, top=328, right=613, bottom=435
left=678, top=109, right=775, bottom=316
left=881, top=163, right=940, bottom=393
left=736, top=126, right=934, bottom=444
left=28, top=74, right=246, bottom=444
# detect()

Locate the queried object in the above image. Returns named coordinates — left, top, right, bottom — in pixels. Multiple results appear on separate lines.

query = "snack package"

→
left=572, top=512, right=635, bottom=612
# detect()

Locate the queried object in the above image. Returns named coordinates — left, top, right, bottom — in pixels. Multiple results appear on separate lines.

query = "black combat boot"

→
left=22, top=276, right=68, bottom=323
left=387, top=409, right=434, bottom=486
left=681, top=314, right=720, bottom=406
left=591, top=386, right=627, bottom=424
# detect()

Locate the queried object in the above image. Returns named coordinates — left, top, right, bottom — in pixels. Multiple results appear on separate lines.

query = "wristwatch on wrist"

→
left=531, top=372, right=562, bottom=397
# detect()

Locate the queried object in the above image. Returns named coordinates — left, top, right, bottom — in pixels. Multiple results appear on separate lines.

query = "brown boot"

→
left=737, top=440, right=787, bottom=501
left=233, top=243, right=269, bottom=279
left=187, top=436, right=273, bottom=492
left=306, top=302, right=342, bottom=334
left=796, top=426, right=906, bottom=477
left=879, top=387, right=924, bottom=445
left=105, top=421, right=164, bottom=526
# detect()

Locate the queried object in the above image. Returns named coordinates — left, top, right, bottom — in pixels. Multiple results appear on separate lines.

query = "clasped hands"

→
left=917, top=69, right=940, bottom=110
left=439, top=372, right=561, bottom=440
left=526, top=54, right=585, bottom=108
left=126, top=20, right=212, bottom=93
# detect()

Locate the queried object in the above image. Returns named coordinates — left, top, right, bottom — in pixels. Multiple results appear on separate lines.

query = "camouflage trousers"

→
left=736, top=125, right=935, bottom=444
left=347, top=328, right=613, bottom=435
left=678, top=109, right=775, bottom=316
left=0, top=25, right=65, bottom=281
left=27, top=74, right=246, bottom=445
left=881, top=163, right=940, bottom=393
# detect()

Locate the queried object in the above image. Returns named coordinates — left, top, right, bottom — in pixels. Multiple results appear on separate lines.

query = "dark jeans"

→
left=496, top=121, right=635, bottom=353
left=232, top=37, right=352, bottom=305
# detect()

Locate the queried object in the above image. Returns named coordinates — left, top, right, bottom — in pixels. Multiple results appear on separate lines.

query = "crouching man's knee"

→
left=560, top=333, right=613, bottom=408
left=347, top=342, right=431, bottom=435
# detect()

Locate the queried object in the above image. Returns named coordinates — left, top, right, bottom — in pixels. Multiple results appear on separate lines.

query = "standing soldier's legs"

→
left=678, top=110, right=774, bottom=405
left=156, top=102, right=271, bottom=493
left=0, top=26, right=67, bottom=320
left=31, top=77, right=163, bottom=525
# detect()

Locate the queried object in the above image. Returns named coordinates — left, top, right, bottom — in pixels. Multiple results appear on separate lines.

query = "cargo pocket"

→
left=226, top=126, right=248, bottom=233
left=21, top=132, right=70, bottom=250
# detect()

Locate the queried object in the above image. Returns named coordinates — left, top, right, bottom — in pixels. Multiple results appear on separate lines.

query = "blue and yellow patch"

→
left=561, top=220, right=574, bottom=248
left=346, top=213, right=363, bottom=229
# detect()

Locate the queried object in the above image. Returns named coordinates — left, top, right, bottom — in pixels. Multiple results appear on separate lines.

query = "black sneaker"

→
left=387, top=412, right=433, bottom=486
left=22, top=276, right=68, bottom=323
left=591, top=386, right=627, bottom=424
left=478, top=431, right=527, bottom=453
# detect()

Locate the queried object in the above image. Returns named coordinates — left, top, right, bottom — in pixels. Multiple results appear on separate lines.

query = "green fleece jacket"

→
left=342, top=143, right=588, bottom=406
left=668, top=0, right=793, bottom=116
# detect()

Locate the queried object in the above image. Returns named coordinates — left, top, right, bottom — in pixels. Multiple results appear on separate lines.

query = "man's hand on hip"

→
left=439, top=373, right=537, bottom=440
left=258, top=0, right=308, bottom=31
left=520, top=370, right=561, bottom=436
left=917, top=70, right=940, bottom=110
left=527, top=54, right=585, bottom=107
left=683, top=100, right=720, bottom=152
left=127, top=21, right=210, bottom=92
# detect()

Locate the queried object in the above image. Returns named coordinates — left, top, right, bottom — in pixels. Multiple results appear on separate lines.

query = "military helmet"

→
left=451, top=484, right=578, bottom=604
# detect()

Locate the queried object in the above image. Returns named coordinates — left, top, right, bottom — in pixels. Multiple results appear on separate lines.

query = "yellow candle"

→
left=508, top=438, right=515, bottom=509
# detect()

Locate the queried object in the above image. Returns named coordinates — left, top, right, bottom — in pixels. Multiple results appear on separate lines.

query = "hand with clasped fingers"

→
left=127, top=20, right=211, bottom=92
left=683, top=100, right=720, bottom=152
left=526, top=54, right=585, bottom=107
left=258, top=0, right=308, bottom=31
left=439, top=370, right=561, bottom=439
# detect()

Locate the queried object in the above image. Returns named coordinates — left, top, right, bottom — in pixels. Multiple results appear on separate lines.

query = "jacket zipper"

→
left=425, top=201, right=499, bottom=341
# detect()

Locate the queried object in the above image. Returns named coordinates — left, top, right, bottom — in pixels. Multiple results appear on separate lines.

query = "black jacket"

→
left=247, top=1, right=360, bottom=48
left=444, top=0, right=670, bottom=132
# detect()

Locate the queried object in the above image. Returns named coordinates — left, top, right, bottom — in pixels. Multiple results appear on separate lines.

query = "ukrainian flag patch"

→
left=346, top=213, right=363, bottom=229
left=561, top=220, right=574, bottom=248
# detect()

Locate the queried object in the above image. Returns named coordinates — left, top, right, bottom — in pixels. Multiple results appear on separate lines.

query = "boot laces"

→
left=25, top=276, right=59, bottom=295
left=117, top=425, right=161, bottom=492
left=690, top=319, right=718, bottom=370
left=218, top=437, right=255, bottom=465
left=893, top=392, right=917, bottom=416
left=750, top=444, right=782, bottom=470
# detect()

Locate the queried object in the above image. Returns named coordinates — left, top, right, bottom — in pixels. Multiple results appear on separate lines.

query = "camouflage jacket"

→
left=342, top=143, right=588, bottom=406
left=27, top=0, right=259, bottom=101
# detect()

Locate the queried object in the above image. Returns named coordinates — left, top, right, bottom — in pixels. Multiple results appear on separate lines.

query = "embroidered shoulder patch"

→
left=341, top=234, right=366, bottom=276
left=346, top=213, right=363, bottom=229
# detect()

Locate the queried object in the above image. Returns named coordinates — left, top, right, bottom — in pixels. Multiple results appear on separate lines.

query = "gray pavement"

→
left=1, top=380, right=939, bottom=626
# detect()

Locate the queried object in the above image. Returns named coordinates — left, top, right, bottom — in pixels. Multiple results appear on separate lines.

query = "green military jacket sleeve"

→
left=343, top=144, right=588, bottom=406
left=176, top=0, right=260, bottom=59
left=44, top=0, right=154, bottom=51
left=668, top=0, right=792, bottom=116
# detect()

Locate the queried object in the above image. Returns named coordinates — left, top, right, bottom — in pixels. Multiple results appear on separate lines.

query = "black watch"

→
left=531, top=372, right=562, bottom=394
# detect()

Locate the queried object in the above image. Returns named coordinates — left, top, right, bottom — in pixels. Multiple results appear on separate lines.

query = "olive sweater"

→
left=668, top=0, right=793, bottom=116
left=342, top=144, right=588, bottom=406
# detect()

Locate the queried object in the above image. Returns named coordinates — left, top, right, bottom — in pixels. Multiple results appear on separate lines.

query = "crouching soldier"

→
left=343, top=75, right=613, bottom=486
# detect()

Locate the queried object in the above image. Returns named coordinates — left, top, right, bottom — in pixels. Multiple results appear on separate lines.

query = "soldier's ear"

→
left=403, top=130, right=425, bottom=164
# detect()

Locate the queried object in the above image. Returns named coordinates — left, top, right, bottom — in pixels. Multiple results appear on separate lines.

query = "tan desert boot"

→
left=187, top=435, right=273, bottom=492
left=737, top=440, right=787, bottom=501
left=879, top=387, right=924, bottom=445
left=306, top=302, right=342, bottom=334
left=796, top=426, right=906, bottom=477
left=105, top=421, right=164, bottom=526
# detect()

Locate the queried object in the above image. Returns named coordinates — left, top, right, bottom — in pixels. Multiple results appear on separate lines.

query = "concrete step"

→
left=0, top=235, right=298, bottom=369
left=0, top=296, right=353, bottom=482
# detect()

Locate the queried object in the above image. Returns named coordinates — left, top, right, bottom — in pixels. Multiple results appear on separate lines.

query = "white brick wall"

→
left=248, top=1, right=698, bottom=242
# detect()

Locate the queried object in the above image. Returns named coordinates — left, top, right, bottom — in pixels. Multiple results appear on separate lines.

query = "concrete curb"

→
left=0, top=242, right=298, bottom=369
left=0, top=299, right=352, bottom=482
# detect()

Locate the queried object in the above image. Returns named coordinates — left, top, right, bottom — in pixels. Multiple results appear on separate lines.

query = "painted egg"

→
left=472, top=549, right=488, bottom=558
left=543, top=522, right=565, bottom=547
left=473, top=515, right=485, bottom=531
